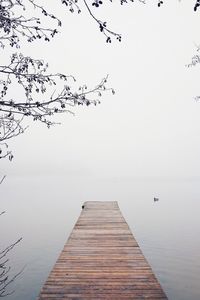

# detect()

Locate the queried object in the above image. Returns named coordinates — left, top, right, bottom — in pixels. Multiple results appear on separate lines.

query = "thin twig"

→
left=0, top=176, right=6, bottom=185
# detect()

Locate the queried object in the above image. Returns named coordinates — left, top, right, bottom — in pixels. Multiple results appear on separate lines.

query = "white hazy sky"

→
left=1, top=0, right=200, bottom=179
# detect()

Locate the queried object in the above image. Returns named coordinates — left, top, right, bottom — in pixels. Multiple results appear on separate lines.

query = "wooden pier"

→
left=38, top=201, right=167, bottom=299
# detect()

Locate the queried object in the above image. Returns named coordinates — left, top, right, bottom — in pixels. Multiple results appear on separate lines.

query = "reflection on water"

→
left=1, top=175, right=200, bottom=300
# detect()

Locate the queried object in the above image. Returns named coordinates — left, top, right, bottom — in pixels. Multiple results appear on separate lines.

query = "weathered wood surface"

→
left=38, top=201, right=167, bottom=299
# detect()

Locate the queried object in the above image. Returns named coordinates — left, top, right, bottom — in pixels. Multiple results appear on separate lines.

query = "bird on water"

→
left=154, top=197, right=159, bottom=202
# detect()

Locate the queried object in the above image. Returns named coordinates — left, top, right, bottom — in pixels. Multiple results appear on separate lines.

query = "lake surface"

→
left=1, top=175, right=200, bottom=300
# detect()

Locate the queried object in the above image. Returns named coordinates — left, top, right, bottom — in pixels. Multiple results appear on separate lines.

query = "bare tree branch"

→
left=0, top=175, right=6, bottom=185
left=0, top=53, right=114, bottom=158
left=82, top=0, right=122, bottom=43
left=0, top=0, right=61, bottom=49
left=0, top=207, right=23, bottom=297
left=0, top=237, right=23, bottom=298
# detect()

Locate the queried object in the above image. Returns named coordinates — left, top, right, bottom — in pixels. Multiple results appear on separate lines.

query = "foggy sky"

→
left=1, top=1, right=200, bottom=180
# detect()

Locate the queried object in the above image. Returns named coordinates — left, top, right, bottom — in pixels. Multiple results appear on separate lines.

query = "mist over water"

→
left=1, top=175, right=200, bottom=300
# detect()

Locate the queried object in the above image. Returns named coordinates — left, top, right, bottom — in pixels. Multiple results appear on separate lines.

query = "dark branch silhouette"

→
left=0, top=179, right=23, bottom=297
left=82, top=0, right=122, bottom=43
left=0, top=0, right=61, bottom=49
left=157, top=0, right=200, bottom=10
left=186, top=45, right=200, bottom=101
left=61, top=0, right=200, bottom=42
left=0, top=0, right=116, bottom=159
left=0, top=53, right=114, bottom=158
left=0, top=237, right=23, bottom=297
left=62, top=0, right=146, bottom=43
left=0, top=175, right=6, bottom=185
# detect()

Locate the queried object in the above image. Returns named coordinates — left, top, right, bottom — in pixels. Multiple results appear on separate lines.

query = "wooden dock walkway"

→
left=38, top=201, right=167, bottom=299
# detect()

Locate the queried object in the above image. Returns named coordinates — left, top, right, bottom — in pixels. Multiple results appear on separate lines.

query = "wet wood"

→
left=38, top=201, right=167, bottom=299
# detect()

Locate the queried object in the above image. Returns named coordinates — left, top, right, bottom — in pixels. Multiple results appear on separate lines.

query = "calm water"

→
left=1, top=175, right=200, bottom=300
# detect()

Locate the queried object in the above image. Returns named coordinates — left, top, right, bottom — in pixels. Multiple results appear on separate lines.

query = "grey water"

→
left=1, top=175, right=200, bottom=300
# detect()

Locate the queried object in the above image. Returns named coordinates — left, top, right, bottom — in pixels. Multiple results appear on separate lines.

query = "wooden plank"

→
left=38, top=201, right=167, bottom=299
